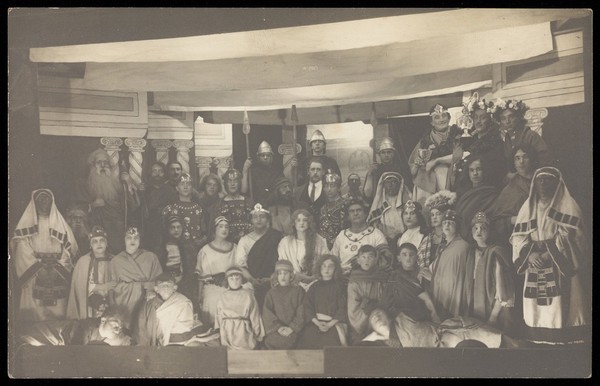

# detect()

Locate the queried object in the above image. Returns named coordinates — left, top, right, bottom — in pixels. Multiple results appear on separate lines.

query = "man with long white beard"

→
left=75, top=148, right=139, bottom=254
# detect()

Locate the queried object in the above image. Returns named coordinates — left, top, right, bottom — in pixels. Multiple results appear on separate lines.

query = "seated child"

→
left=347, top=245, right=387, bottom=343
left=18, top=306, right=132, bottom=347
left=382, top=243, right=440, bottom=323
left=135, top=273, right=204, bottom=346
left=297, top=254, right=349, bottom=348
left=215, top=266, right=265, bottom=350
left=262, top=260, right=305, bottom=349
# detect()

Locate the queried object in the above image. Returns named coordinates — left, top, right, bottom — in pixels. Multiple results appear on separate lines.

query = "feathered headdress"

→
left=424, top=190, right=457, bottom=212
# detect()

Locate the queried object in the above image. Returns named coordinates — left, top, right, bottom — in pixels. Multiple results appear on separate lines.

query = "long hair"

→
left=199, top=173, right=223, bottom=196
left=508, top=143, right=539, bottom=174
left=291, top=208, right=318, bottom=273
left=313, top=254, right=342, bottom=281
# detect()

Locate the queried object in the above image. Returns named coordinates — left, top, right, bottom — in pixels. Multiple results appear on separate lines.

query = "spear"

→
left=243, top=109, right=254, bottom=201
left=291, top=104, right=298, bottom=194
left=370, top=102, right=378, bottom=163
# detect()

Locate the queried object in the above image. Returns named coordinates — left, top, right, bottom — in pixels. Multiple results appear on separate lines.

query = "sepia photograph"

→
left=7, top=8, right=592, bottom=378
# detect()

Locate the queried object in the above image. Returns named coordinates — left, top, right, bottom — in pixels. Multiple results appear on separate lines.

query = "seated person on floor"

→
left=18, top=306, right=132, bottom=347
left=135, top=273, right=206, bottom=346
left=262, top=260, right=305, bottom=350
left=382, top=243, right=440, bottom=323
left=347, top=245, right=387, bottom=343
left=361, top=308, right=522, bottom=348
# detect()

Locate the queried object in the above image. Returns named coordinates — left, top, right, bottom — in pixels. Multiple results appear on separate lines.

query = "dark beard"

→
left=274, top=193, right=292, bottom=206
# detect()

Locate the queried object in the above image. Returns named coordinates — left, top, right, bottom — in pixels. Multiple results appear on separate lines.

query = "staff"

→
left=291, top=104, right=298, bottom=194
left=243, top=109, right=254, bottom=201
left=370, top=102, right=378, bottom=163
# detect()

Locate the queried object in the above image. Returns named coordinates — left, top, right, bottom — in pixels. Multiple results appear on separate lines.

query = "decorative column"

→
left=100, top=137, right=123, bottom=169
left=151, top=139, right=173, bottom=165
left=125, top=138, right=147, bottom=188
left=173, top=139, right=194, bottom=175
left=524, top=107, right=549, bottom=136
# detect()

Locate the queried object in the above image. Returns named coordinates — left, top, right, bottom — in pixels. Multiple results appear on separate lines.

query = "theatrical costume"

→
left=210, top=195, right=254, bottom=243
left=136, top=291, right=196, bottom=346
left=489, top=173, right=532, bottom=245
left=248, top=163, right=282, bottom=207
left=510, top=167, right=590, bottom=344
left=13, top=189, right=76, bottom=323
left=18, top=318, right=132, bottom=346
left=67, top=250, right=115, bottom=320
left=383, top=268, right=431, bottom=321
left=502, top=126, right=553, bottom=168
left=161, top=200, right=206, bottom=263
left=430, top=235, right=470, bottom=320
left=109, top=248, right=163, bottom=329
left=347, top=268, right=386, bottom=339
left=416, top=232, right=443, bottom=270
left=277, top=234, right=329, bottom=277
left=331, top=226, right=389, bottom=275
left=196, top=242, right=237, bottom=326
left=215, top=287, right=265, bottom=350
left=268, top=200, right=310, bottom=236
left=262, top=284, right=305, bottom=349
left=367, top=172, right=411, bottom=241
left=455, top=184, right=499, bottom=240
left=318, top=196, right=348, bottom=249
left=296, top=279, right=348, bottom=348
left=397, top=227, right=425, bottom=251
left=458, top=129, right=507, bottom=189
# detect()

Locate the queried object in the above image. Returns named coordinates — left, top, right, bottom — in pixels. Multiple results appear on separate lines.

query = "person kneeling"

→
left=135, top=273, right=206, bottom=346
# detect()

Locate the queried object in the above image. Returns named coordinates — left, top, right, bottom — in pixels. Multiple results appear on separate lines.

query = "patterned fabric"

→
left=318, top=197, right=348, bottom=248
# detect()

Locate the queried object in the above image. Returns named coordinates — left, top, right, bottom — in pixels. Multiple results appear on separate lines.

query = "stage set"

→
left=8, top=8, right=592, bottom=378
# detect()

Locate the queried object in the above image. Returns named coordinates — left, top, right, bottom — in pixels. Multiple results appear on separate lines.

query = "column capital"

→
left=100, top=137, right=123, bottom=151
left=124, top=138, right=147, bottom=152
left=150, top=139, right=173, bottom=151
left=524, top=107, right=549, bottom=136
left=173, top=139, right=194, bottom=151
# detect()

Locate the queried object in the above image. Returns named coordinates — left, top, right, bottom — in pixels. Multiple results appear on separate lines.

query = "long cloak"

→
left=67, top=252, right=115, bottom=319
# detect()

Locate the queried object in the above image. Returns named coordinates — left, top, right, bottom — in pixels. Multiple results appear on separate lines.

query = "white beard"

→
left=87, top=167, right=122, bottom=202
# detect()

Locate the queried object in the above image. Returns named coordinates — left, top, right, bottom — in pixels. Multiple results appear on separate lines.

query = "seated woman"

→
left=455, top=155, right=499, bottom=241
left=396, top=200, right=427, bottom=251
left=463, top=212, right=515, bottom=334
left=196, top=216, right=237, bottom=327
left=297, top=255, right=349, bottom=348
left=382, top=243, right=440, bottom=323
left=277, top=209, right=329, bottom=291
left=18, top=306, right=132, bottom=347
left=361, top=308, right=509, bottom=348
left=489, top=144, right=539, bottom=246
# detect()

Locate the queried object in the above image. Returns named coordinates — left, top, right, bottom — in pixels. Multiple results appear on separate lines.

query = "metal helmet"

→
left=257, top=141, right=273, bottom=155
left=378, top=137, right=396, bottom=152
left=309, top=130, right=326, bottom=144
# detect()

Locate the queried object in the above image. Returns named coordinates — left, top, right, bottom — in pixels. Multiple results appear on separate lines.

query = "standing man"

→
left=164, top=161, right=203, bottom=205
left=318, top=172, right=348, bottom=250
left=75, top=148, right=139, bottom=254
left=268, top=176, right=309, bottom=235
left=235, top=204, right=283, bottom=307
left=12, top=189, right=77, bottom=323
left=295, top=157, right=328, bottom=221
left=141, top=161, right=171, bottom=255
left=64, top=202, right=92, bottom=263
left=67, top=226, right=116, bottom=320
left=242, top=141, right=283, bottom=207
left=297, top=130, right=341, bottom=186
left=364, top=137, right=413, bottom=203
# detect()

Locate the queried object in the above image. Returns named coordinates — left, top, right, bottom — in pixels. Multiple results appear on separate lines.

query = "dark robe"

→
left=489, top=174, right=531, bottom=246
left=247, top=228, right=283, bottom=280
left=502, top=126, right=553, bottom=168
left=141, top=183, right=173, bottom=255
left=382, top=269, right=430, bottom=322
left=248, top=164, right=283, bottom=207
left=455, top=184, right=499, bottom=241
left=456, top=129, right=507, bottom=190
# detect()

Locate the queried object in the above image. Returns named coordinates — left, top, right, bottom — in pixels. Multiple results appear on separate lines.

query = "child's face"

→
left=358, top=251, right=378, bottom=272
left=227, top=273, right=243, bottom=290
left=398, top=248, right=418, bottom=271
left=176, top=180, right=193, bottom=198
left=320, top=259, right=336, bottom=280
left=169, top=221, right=183, bottom=239
left=277, top=269, right=292, bottom=287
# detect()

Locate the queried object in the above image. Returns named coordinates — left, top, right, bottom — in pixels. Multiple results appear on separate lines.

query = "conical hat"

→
left=257, top=141, right=273, bottom=154
left=309, top=130, right=326, bottom=143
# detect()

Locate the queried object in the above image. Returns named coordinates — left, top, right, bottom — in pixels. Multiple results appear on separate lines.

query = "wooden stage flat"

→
left=11, top=345, right=591, bottom=378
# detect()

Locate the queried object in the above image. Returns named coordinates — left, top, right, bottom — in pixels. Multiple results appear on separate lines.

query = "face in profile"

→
left=125, top=234, right=141, bottom=255
left=90, top=236, right=108, bottom=257
left=358, top=251, right=378, bottom=272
